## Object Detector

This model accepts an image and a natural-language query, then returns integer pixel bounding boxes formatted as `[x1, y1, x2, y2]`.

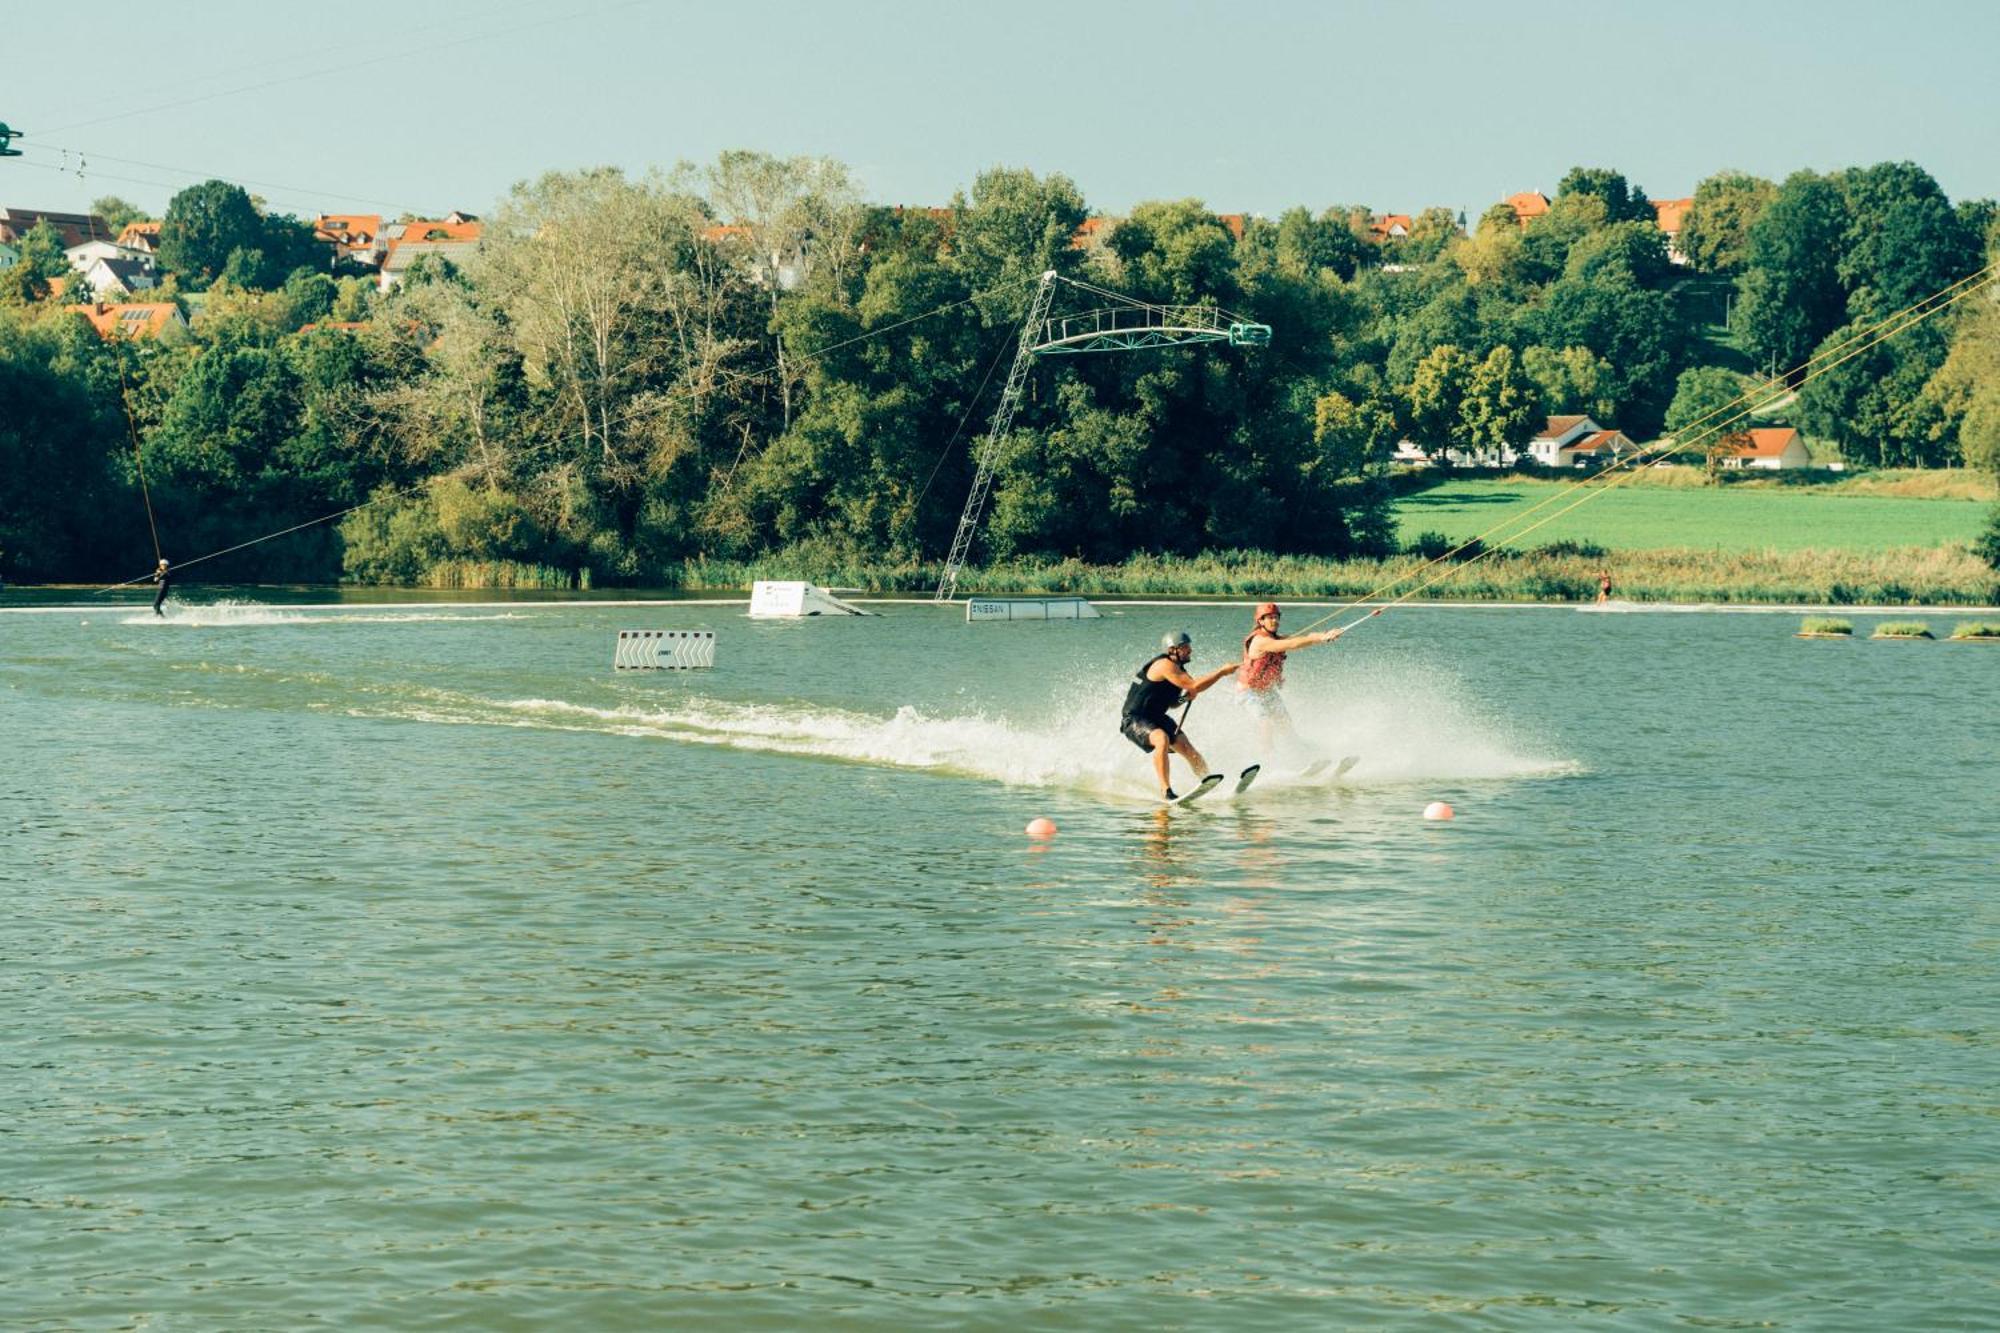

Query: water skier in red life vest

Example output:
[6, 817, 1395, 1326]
[1238, 601, 1341, 751]
[1120, 630, 1238, 800]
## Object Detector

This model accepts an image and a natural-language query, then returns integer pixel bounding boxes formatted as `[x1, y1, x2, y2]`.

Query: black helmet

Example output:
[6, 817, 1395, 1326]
[1161, 630, 1192, 650]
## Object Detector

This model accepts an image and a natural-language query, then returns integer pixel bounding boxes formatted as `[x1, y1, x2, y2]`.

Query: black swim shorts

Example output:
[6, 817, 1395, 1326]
[1120, 713, 1177, 751]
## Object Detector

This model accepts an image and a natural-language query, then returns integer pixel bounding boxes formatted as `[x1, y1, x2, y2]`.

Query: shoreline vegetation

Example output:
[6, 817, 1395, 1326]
[212, 542, 1998, 605]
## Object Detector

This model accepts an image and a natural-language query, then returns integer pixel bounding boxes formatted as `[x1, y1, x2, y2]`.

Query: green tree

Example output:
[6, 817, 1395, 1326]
[1557, 166, 1655, 224]
[1404, 344, 1474, 448]
[1677, 171, 1776, 275]
[947, 166, 1089, 298]
[1272, 205, 1366, 281]
[1458, 345, 1541, 462]
[1834, 161, 1982, 321]
[1523, 271, 1684, 436]
[1797, 319, 1952, 467]
[159, 180, 267, 287]
[1731, 171, 1849, 379]
[1313, 389, 1399, 475]
[1522, 344, 1615, 421]
[1921, 302, 2000, 472]
[90, 196, 148, 233]
[1664, 365, 1752, 476]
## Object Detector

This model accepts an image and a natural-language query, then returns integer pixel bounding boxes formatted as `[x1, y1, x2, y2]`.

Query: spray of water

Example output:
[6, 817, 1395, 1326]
[123, 600, 533, 627]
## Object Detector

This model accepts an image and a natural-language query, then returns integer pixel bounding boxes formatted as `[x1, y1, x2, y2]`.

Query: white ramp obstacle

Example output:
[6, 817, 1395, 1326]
[614, 630, 716, 670]
[966, 596, 1102, 622]
[748, 580, 870, 618]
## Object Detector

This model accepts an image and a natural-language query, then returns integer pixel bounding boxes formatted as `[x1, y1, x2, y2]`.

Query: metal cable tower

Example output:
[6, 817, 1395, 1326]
[933, 271, 1272, 602]
[934, 270, 1059, 602]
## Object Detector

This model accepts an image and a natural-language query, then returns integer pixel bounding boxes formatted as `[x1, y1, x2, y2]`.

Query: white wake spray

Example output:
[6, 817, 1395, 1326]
[123, 600, 534, 627]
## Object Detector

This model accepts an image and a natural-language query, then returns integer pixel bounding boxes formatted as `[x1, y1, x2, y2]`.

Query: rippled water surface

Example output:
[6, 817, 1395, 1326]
[5, 593, 1996, 1328]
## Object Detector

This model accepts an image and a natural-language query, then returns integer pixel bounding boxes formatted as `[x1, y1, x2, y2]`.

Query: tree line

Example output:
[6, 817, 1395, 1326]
[1, 154, 1995, 586]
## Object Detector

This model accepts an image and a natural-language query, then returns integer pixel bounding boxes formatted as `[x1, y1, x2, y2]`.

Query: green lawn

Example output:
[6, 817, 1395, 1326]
[1393, 478, 1989, 552]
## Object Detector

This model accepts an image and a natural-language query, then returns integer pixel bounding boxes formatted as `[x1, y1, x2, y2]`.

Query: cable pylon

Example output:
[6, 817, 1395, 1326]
[934, 269, 1060, 602]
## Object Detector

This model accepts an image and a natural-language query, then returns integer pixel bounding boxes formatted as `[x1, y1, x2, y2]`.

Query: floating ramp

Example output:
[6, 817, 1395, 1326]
[614, 630, 716, 670]
[748, 580, 871, 618]
[966, 596, 1101, 622]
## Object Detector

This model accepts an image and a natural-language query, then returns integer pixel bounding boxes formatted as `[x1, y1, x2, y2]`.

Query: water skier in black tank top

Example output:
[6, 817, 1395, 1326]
[151, 558, 172, 616]
[1119, 630, 1238, 799]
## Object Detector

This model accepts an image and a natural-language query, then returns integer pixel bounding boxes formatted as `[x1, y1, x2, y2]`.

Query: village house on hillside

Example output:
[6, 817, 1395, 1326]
[1505, 191, 1551, 227]
[1719, 426, 1810, 470]
[117, 220, 162, 255]
[0, 207, 112, 249]
[1653, 197, 1692, 265]
[376, 213, 480, 291]
[1370, 213, 1413, 241]
[1397, 415, 1638, 470]
[76, 255, 157, 297]
[314, 214, 385, 267]
[73, 301, 187, 339]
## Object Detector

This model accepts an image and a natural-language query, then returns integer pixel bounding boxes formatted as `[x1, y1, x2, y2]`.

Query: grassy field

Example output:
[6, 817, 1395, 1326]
[1394, 474, 1993, 552]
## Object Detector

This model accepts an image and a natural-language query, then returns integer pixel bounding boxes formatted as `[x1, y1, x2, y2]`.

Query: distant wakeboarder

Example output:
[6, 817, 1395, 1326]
[151, 558, 171, 616]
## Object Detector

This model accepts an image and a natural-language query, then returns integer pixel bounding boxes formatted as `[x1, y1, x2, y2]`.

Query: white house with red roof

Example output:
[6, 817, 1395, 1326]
[314, 213, 385, 266]
[1559, 429, 1636, 468]
[1719, 427, 1810, 470]
[1370, 213, 1413, 240]
[1653, 197, 1692, 265]
[1523, 415, 1600, 467]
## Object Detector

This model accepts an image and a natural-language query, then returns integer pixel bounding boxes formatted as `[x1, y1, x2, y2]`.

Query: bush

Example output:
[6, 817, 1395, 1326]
[1976, 505, 2000, 571]
[1872, 621, 1934, 639]
[1799, 616, 1852, 635]
[1949, 621, 2000, 639]
[1406, 530, 1488, 562]
[1535, 538, 1610, 559]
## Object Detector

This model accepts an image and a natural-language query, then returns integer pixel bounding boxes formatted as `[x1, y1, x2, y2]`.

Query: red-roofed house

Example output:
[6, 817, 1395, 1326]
[315, 214, 384, 266]
[1558, 429, 1636, 469]
[1215, 213, 1247, 242]
[1524, 415, 1599, 467]
[1069, 215, 1112, 249]
[1506, 191, 1551, 227]
[0, 207, 112, 248]
[378, 216, 482, 291]
[117, 220, 162, 255]
[1719, 427, 1810, 470]
[74, 301, 187, 339]
[1653, 197, 1692, 265]
[1370, 213, 1413, 241]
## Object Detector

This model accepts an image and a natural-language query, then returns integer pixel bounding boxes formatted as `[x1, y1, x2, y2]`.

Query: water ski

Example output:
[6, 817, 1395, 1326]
[1171, 773, 1226, 806]
[1301, 755, 1361, 781]
[1233, 764, 1261, 796]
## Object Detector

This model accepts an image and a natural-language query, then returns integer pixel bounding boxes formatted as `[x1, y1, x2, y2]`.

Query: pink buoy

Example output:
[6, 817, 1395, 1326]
[1423, 801, 1454, 821]
[1025, 817, 1058, 839]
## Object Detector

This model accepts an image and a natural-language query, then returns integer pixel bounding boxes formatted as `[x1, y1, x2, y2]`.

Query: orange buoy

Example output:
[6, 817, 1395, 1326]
[1025, 817, 1058, 838]
[1423, 801, 1454, 821]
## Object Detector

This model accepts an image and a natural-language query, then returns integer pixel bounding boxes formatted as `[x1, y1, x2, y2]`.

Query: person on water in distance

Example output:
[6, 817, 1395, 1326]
[1239, 601, 1340, 751]
[151, 558, 171, 617]
[1121, 630, 1237, 800]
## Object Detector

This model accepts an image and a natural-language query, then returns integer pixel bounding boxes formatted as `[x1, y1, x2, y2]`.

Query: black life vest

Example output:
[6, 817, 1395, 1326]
[1122, 653, 1185, 722]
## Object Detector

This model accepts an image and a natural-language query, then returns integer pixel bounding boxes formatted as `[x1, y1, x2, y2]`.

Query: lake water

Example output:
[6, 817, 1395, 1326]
[5, 592, 1995, 1329]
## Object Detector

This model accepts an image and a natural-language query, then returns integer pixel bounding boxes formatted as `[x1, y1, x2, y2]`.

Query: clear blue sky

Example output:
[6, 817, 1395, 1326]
[6, 0, 1996, 223]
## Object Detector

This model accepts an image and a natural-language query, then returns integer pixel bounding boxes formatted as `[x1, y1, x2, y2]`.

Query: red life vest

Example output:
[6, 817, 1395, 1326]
[1241, 627, 1286, 691]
